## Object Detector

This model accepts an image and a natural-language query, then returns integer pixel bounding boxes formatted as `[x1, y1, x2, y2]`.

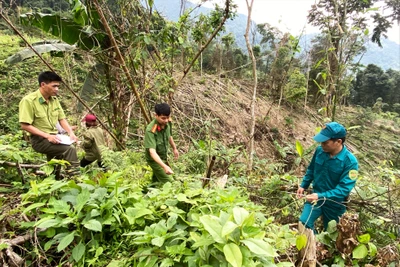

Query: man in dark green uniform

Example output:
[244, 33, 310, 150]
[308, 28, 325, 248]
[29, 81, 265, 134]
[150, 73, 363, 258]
[297, 122, 359, 231]
[144, 103, 179, 184]
[19, 71, 80, 177]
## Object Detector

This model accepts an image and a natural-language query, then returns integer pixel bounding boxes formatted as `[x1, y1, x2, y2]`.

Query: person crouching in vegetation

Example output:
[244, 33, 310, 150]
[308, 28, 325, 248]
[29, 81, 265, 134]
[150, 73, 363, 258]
[144, 103, 179, 185]
[296, 122, 359, 231]
[80, 114, 106, 169]
[19, 71, 80, 177]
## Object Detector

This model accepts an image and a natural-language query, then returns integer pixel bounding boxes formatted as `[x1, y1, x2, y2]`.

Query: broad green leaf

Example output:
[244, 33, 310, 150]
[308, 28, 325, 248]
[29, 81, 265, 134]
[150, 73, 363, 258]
[357, 233, 370, 244]
[51, 199, 71, 214]
[160, 258, 174, 267]
[242, 213, 255, 227]
[44, 239, 55, 251]
[57, 231, 75, 252]
[23, 202, 46, 214]
[233, 207, 249, 226]
[90, 209, 101, 218]
[241, 238, 278, 257]
[352, 244, 368, 259]
[223, 243, 242, 267]
[222, 221, 238, 237]
[151, 236, 166, 247]
[44, 228, 56, 238]
[326, 220, 337, 233]
[84, 219, 102, 232]
[154, 222, 168, 236]
[198, 247, 207, 261]
[60, 217, 74, 226]
[189, 232, 201, 242]
[200, 215, 224, 243]
[144, 36, 151, 45]
[242, 226, 261, 238]
[295, 140, 304, 157]
[5, 44, 76, 65]
[36, 218, 60, 228]
[137, 255, 158, 267]
[12, 153, 23, 162]
[75, 189, 90, 214]
[92, 188, 108, 200]
[72, 242, 86, 262]
[126, 207, 153, 219]
[368, 242, 377, 257]
[107, 260, 125, 267]
[177, 193, 196, 204]
[40, 165, 54, 176]
[296, 234, 307, 250]
[95, 247, 104, 258]
[167, 213, 177, 229]
[191, 235, 215, 248]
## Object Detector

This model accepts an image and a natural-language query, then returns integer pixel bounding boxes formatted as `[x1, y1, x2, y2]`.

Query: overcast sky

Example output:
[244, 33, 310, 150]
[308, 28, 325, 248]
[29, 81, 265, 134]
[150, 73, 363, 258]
[197, 0, 400, 44]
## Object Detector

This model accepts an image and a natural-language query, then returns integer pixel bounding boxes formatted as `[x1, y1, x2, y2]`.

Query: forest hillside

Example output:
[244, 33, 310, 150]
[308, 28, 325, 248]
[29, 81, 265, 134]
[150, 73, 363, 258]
[0, 0, 400, 266]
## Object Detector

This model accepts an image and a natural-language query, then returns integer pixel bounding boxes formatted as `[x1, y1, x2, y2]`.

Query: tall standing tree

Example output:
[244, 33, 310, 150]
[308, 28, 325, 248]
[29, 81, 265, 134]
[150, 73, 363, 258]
[244, 0, 257, 171]
[351, 64, 392, 107]
[308, 0, 398, 120]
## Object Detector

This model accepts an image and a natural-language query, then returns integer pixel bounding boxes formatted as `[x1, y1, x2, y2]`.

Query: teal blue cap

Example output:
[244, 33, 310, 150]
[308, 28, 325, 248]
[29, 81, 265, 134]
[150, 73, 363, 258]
[313, 122, 346, 142]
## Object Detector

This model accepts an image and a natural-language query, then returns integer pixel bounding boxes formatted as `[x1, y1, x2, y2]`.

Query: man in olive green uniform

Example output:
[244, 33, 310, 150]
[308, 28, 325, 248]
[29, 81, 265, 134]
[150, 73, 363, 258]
[80, 114, 106, 169]
[19, 71, 79, 177]
[144, 103, 179, 184]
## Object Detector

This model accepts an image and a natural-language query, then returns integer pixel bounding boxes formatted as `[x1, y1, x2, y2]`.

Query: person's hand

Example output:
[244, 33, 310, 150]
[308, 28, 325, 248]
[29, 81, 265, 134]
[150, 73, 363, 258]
[163, 165, 174, 175]
[173, 148, 179, 160]
[47, 134, 61, 144]
[296, 187, 305, 198]
[305, 193, 319, 202]
[69, 132, 78, 142]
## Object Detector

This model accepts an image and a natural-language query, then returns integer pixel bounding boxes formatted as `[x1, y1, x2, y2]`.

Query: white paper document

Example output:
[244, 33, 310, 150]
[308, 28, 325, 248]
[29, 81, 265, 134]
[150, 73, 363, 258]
[56, 134, 75, 145]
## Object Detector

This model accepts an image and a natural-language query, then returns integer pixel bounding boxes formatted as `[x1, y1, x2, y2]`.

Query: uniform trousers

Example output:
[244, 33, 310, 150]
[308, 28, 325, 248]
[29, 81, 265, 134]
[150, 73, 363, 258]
[299, 198, 346, 231]
[30, 135, 80, 176]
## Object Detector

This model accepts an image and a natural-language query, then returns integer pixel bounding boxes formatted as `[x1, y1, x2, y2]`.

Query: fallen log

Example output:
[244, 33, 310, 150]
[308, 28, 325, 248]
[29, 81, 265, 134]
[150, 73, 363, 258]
[1, 161, 47, 176]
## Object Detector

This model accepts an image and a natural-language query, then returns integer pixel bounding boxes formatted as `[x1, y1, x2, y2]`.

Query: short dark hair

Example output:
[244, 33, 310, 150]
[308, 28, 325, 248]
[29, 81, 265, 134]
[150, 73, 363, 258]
[155, 103, 171, 116]
[331, 137, 346, 143]
[38, 71, 62, 86]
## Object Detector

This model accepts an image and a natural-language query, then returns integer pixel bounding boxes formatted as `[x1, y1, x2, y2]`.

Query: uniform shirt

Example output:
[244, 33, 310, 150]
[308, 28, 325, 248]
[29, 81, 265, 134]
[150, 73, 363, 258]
[19, 90, 66, 134]
[300, 145, 358, 201]
[144, 119, 171, 162]
[82, 126, 106, 161]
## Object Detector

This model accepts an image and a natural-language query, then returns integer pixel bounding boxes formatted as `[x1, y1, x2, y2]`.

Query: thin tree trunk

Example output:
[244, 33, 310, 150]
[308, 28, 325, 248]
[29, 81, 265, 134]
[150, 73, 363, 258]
[244, 0, 257, 172]
[219, 43, 223, 76]
[199, 42, 203, 77]
[304, 53, 310, 109]
[178, 0, 231, 84]
[92, 0, 151, 124]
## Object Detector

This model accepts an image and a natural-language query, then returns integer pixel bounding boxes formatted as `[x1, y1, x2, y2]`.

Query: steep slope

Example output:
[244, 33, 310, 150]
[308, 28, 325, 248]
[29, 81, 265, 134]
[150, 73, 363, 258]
[172, 74, 400, 175]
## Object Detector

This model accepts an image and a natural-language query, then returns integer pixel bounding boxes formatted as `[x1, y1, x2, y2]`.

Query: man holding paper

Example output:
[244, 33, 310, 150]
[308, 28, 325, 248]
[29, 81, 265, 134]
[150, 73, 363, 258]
[19, 71, 80, 177]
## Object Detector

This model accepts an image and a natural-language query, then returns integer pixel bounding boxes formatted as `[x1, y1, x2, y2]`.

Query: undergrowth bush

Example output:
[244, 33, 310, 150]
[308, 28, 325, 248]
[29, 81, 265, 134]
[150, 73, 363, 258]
[16, 174, 297, 266]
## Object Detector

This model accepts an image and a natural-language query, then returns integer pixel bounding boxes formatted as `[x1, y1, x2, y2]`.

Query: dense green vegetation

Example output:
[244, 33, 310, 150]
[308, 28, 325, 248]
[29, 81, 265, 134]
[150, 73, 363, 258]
[0, 0, 400, 266]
